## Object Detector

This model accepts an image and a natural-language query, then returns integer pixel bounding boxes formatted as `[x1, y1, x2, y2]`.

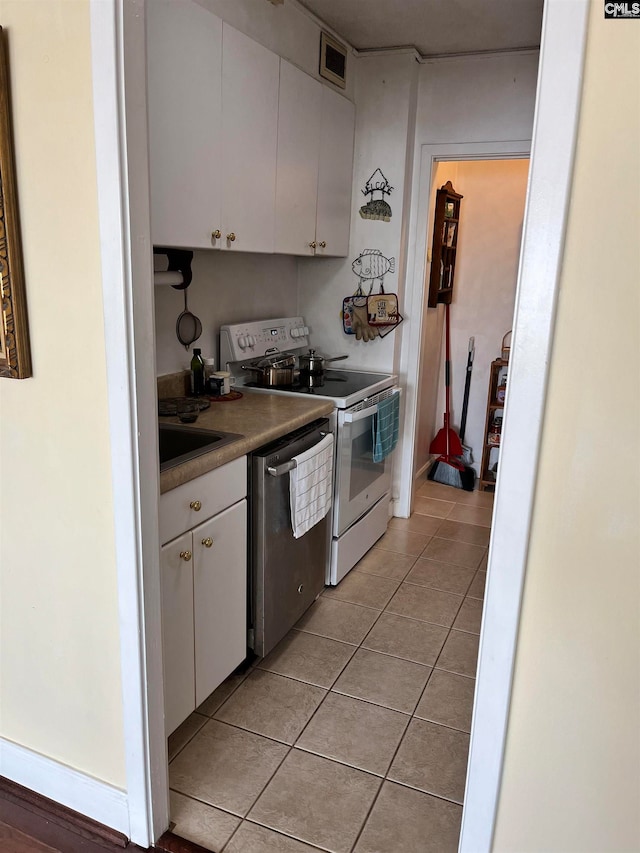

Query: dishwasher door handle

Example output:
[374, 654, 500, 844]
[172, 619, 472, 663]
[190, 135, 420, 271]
[266, 432, 331, 477]
[267, 460, 296, 477]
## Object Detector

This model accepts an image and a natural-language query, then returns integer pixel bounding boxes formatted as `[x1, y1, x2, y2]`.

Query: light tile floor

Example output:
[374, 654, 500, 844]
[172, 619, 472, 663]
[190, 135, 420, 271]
[167, 480, 493, 853]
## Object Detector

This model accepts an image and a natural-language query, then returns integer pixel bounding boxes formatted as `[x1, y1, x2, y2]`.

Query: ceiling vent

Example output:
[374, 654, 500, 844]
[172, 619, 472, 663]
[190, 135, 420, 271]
[320, 31, 347, 89]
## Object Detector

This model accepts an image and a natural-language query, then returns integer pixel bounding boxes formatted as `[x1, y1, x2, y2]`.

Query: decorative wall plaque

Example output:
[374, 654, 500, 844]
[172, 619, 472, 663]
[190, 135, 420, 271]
[359, 168, 393, 222]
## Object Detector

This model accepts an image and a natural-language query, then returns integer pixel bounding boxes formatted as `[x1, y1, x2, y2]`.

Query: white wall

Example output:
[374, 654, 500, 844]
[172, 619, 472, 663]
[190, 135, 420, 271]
[194, 0, 355, 100]
[419, 159, 529, 476]
[298, 52, 419, 370]
[155, 251, 299, 375]
[0, 0, 125, 787]
[408, 53, 537, 485]
[493, 2, 640, 848]
[417, 51, 539, 145]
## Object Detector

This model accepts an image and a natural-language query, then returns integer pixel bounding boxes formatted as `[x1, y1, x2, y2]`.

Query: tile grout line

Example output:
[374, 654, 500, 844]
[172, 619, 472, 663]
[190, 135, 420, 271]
[349, 501, 486, 833]
[215, 593, 396, 851]
[173, 494, 489, 852]
[347, 506, 478, 851]
[222, 818, 330, 853]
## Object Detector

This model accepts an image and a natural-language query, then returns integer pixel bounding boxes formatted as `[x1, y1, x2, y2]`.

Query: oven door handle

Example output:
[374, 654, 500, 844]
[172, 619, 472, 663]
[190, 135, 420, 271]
[343, 405, 378, 424]
[343, 389, 400, 424]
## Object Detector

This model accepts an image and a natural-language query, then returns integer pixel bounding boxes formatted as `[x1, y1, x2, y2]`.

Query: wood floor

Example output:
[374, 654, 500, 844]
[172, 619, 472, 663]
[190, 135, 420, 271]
[0, 820, 58, 852]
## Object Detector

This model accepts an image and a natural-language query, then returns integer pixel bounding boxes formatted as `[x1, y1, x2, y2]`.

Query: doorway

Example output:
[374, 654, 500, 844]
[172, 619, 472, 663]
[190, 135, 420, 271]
[89, 0, 589, 848]
[415, 158, 530, 490]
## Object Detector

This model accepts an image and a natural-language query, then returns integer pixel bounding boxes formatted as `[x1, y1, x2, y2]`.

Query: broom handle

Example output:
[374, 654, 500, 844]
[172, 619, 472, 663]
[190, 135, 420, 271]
[460, 336, 474, 443]
[444, 302, 451, 460]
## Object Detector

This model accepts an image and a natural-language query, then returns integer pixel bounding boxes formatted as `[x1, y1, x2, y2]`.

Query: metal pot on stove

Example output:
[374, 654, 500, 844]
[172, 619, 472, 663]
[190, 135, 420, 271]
[298, 349, 348, 387]
[241, 348, 297, 387]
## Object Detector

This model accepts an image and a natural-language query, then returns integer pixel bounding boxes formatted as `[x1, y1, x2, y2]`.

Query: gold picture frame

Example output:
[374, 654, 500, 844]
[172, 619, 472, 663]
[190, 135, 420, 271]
[0, 26, 31, 379]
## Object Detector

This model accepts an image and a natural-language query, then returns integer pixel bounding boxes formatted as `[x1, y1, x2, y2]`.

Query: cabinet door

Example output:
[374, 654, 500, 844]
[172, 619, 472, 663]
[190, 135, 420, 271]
[147, 0, 222, 249]
[160, 532, 195, 735]
[193, 500, 247, 706]
[221, 25, 279, 254]
[315, 87, 355, 257]
[275, 61, 323, 256]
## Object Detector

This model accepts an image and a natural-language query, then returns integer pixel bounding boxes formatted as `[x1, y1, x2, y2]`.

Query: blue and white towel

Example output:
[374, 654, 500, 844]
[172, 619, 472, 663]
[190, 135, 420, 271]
[372, 392, 400, 463]
[289, 433, 334, 539]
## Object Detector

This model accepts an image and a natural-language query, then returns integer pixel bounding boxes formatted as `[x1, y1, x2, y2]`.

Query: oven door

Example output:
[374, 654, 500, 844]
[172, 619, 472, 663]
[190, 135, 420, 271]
[334, 390, 397, 536]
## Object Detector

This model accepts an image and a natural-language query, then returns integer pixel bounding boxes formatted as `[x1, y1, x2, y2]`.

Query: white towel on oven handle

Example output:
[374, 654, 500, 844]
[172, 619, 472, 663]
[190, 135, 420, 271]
[289, 433, 334, 539]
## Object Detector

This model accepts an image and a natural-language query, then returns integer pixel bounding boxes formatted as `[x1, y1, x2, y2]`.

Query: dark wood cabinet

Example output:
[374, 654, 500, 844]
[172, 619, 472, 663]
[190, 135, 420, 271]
[428, 181, 463, 308]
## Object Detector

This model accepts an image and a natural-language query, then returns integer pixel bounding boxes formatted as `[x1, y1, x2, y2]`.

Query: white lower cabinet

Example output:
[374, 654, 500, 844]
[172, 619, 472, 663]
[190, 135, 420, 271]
[159, 460, 247, 735]
[192, 501, 247, 707]
[160, 530, 195, 736]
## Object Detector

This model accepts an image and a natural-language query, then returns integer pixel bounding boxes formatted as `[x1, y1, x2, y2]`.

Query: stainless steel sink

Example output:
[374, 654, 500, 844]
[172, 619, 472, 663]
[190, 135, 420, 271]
[159, 423, 243, 471]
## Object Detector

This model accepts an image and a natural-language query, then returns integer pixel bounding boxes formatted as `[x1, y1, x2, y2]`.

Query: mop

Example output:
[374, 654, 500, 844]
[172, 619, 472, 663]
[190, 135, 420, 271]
[458, 336, 475, 466]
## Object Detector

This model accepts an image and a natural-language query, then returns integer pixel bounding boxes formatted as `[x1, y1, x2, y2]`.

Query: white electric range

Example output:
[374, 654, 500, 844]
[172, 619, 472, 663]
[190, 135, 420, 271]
[220, 317, 399, 585]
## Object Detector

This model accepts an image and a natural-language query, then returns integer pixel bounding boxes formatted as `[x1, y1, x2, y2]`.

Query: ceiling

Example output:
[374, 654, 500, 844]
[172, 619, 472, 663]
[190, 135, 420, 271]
[297, 0, 544, 57]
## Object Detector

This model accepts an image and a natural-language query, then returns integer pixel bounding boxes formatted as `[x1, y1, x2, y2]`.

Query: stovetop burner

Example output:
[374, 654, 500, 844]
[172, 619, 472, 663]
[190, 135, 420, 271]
[243, 370, 390, 398]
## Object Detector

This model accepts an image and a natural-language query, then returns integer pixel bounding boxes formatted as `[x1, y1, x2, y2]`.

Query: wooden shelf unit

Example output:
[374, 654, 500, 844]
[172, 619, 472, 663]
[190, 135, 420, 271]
[427, 181, 463, 308]
[479, 359, 508, 491]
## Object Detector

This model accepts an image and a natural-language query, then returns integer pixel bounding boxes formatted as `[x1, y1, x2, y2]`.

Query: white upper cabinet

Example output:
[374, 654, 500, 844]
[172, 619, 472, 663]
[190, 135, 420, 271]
[147, 0, 222, 250]
[275, 61, 323, 256]
[221, 26, 280, 254]
[147, 2, 355, 257]
[275, 62, 355, 257]
[316, 85, 356, 258]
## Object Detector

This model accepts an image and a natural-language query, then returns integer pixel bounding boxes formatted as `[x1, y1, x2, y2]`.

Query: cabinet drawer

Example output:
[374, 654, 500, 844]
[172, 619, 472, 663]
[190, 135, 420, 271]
[159, 456, 246, 544]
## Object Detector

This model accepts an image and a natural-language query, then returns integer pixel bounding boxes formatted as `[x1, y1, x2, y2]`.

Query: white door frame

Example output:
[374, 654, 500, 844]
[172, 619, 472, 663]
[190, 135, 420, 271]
[395, 139, 531, 520]
[91, 0, 168, 845]
[460, 0, 589, 849]
[90, 0, 589, 847]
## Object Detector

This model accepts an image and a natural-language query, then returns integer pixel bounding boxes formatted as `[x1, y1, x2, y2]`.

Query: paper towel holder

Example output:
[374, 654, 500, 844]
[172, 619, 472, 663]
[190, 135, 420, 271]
[153, 247, 193, 290]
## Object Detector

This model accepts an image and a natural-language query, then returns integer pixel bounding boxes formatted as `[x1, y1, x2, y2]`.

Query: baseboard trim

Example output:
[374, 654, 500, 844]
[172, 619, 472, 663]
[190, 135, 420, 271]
[415, 455, 437, 482]
[0, 738, 130, 842]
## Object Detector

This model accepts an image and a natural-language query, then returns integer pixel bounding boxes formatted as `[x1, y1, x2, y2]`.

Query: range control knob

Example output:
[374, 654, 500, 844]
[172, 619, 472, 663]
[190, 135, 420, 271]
[248, 335, 256, 347]
[290, 328, 299, 338]
[238, 335, 248, 349]
[303, 326, 309, 336]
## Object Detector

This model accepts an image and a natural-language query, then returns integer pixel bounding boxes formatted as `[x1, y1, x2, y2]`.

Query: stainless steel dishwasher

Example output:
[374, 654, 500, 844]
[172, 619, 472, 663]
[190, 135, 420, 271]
[248, 418, 332, 658]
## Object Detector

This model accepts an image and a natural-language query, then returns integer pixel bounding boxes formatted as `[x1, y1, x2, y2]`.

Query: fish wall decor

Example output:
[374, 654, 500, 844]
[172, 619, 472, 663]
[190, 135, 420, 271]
[359, 168, 393, 222]
[352, 249, 395, 291]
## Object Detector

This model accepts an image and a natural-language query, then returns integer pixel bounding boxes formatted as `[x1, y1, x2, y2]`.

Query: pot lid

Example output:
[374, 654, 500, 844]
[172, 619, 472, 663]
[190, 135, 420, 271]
[254, 350, 296, 368]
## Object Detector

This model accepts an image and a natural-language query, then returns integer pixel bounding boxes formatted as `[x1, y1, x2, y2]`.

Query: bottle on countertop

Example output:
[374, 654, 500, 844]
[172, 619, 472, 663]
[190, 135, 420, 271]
[190, 347, 205, 397]
[203, 357, 215, 393]
[213, 370, 231, 396]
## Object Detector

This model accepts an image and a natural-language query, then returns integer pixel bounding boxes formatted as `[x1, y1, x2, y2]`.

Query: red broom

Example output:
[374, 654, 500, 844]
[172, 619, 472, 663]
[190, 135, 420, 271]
[428, 303, 475, 490]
